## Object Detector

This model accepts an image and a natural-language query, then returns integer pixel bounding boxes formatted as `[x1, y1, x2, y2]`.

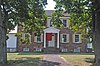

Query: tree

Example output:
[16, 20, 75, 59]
[54, 0, 92, 41]
[92, 0, 100, 65]
[54, 0, 100, 65]
[0, 0, 47, 65]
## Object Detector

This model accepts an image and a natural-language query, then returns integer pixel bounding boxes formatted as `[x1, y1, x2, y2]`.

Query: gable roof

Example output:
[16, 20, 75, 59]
[45, 10, 70, 17]
[44, 27, 60, 33]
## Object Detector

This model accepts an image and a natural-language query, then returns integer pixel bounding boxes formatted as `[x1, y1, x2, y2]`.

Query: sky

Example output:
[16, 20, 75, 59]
[44, 0, 56, 10]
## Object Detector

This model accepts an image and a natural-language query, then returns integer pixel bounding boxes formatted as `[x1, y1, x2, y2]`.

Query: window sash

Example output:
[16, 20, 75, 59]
[34, 34, 43, 43]
[50, 19, 53, 27]
[62, 35, 67, 42]
[37, 36, 41, 42]
[75, 35, 79, 42]
[73, 34, 81, 43]
[61, 34, 69, 43]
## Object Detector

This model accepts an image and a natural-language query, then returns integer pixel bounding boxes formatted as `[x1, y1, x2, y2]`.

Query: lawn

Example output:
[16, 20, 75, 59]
[7, 52, 94, 66]
[7, 52, 43, 66]
[60, 53, 94, 66]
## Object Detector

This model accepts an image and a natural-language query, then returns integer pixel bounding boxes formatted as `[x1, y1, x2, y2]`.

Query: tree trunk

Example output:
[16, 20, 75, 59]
[93, 0, 100, 65]
[0, 0, 7, 65]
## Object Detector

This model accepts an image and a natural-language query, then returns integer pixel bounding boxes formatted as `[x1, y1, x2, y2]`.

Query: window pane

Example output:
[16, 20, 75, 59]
[37, 35, 41, 42]
[63, 20, 67, 27]
[62, 35, 67, 42]
[75, 35, 79, 42]
[50, 19, 53, 27]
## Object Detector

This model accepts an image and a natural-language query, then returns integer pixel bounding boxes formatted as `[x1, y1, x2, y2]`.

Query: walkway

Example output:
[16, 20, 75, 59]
[40, 54, 71, 66]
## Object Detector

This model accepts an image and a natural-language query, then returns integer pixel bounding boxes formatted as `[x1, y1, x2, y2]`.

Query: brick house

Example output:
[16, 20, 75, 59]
[15, 10, 87, 53]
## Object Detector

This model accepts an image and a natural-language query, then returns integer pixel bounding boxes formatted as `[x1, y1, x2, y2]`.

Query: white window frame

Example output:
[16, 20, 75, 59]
[37, 35, 42, 43]
[23, 47, 29, 52]
[62, 19, 68, 28]
[34, 34, 43, 43]
[61, 48, 68, 52]
[61, 34, 69, 43]
[50, 19, 53, 27]
[22, 33, 31, 43]
[73, 34, 81, 43]
[74, 47, 81, 52]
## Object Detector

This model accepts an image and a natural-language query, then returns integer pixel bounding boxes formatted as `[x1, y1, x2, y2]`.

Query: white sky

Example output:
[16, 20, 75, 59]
[44, 0, 56, 10]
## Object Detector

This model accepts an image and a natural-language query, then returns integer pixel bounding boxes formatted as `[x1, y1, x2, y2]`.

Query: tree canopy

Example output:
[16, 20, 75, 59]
[54, 0, 93, 43]
[0, 0, 47, 64]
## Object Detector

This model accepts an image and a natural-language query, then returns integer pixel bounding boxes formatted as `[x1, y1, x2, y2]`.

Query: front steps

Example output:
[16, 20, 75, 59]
[43, 48, 60, 54]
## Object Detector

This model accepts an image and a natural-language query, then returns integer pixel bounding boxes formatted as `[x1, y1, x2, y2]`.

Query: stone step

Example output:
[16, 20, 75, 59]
[43, 48, 60, 54]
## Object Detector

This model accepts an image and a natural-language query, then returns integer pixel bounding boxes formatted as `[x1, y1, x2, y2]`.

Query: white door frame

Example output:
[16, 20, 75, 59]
[43, 27, 60, 48]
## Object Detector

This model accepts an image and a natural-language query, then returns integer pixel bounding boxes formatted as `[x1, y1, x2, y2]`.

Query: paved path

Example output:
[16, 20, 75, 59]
[40, 54, 71, 66]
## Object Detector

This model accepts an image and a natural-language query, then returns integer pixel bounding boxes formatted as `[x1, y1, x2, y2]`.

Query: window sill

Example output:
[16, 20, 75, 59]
[73, 42, 82, 43]
[62, 42, 69, 43]
[34, 42, 42, 43]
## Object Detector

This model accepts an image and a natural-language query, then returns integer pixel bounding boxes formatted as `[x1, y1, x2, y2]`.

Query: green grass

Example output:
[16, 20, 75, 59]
[7, 52, 43, 66]
[60, 53, 94, 66]
[7, 52, 95, 66]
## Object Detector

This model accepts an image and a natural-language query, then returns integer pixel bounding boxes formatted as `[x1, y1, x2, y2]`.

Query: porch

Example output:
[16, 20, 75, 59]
[43, 27, 60, 53]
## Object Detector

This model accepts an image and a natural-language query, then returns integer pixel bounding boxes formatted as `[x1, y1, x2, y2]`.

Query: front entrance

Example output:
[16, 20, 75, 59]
[48, 34, 55, 47]
[43, 27, 60, 48]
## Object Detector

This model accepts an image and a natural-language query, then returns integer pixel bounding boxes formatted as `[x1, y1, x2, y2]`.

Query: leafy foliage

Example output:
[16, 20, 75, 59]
[54, 0, 93, 42]
[1, 0, 47, 33]
[1, 0, 47, 44]
[51, 10, 64, 28]
[0, 0, 47, 64]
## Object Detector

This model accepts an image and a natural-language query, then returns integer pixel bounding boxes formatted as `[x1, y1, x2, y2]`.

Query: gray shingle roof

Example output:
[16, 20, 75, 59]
[45, 10, 55, 16]
[45, 10, 70, 17]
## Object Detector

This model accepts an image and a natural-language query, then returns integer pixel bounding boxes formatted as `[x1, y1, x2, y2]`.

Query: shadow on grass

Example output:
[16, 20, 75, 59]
[7, 57, 41, 66]
[60, 52, 94, 55]
[85, 58, 94, 66]
[40, 60, 61, 66]
[18, 52, 44, 55]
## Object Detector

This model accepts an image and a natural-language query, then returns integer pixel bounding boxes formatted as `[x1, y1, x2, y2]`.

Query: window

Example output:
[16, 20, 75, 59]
[35, 48, 42, 52]
[37, 35, 41, 42]
[75, 35, 79, 42]
[61, 34, 69, 43]
[74, 47, 80, 52]
[61, 48, 68, 52]
[62, 35, 67, 42]
[7, 48, 16, 52]
[23, 48, 29, 52]
[50, 19, 53, 27]
[73, 34, 81, 43]
[34, 33, 43, 43]
[63, 19, 67, 27]
[22, 33, 31, 43]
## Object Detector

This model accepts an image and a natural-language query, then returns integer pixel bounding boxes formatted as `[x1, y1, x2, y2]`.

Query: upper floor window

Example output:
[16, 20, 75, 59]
[73, 34, 81, 43]
[63, 19, 67, 27]
[50, 19, 53, 27]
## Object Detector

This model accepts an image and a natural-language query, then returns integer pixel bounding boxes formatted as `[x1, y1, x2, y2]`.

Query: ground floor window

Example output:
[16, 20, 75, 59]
[34, 33, 43, 43]
[61, 34, 69, 43]
[73, 34, 81, 43]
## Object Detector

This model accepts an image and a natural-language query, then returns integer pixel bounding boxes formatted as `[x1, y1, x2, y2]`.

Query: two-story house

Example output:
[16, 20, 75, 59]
[15, 10, 87, 53]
